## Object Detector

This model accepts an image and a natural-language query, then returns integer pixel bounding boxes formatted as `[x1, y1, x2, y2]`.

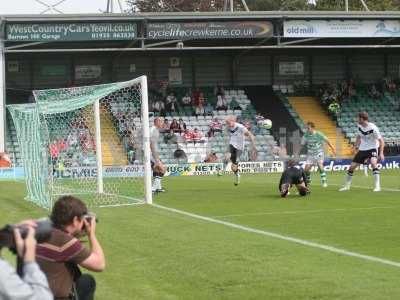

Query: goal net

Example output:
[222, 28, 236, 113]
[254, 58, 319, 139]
[8, 76, 152, 209]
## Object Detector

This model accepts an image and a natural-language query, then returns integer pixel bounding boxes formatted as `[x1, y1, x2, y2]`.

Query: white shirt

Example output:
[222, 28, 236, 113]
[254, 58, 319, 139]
[150, 126, 160, 161]
[216, 95, 227, 107]
[153, 101, 164, 111]
[229, 123, 248, 151]
[182, 96, 191, 104]
[357, 122, 382, 151]
[166, 95, 176, 104]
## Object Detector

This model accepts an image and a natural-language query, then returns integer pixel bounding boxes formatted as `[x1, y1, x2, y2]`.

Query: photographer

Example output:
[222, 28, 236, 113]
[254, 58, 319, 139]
[0, 221, 53, 300]
[37, 196, 105, 300]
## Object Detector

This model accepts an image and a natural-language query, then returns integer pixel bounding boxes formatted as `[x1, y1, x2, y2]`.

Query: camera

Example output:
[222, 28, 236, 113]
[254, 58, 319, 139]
[81, 212, 98, 232]
[83, 212, 98, 224]
[0, 218, 53, 251]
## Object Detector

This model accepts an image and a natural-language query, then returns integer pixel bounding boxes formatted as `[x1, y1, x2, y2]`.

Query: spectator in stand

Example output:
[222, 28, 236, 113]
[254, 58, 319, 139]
[0, 152, 12, 168]
[388, 80, 397, 94]
[115, 109, 124, 122]
[195, 92, 206, 116]
[178, 118, 187, 133]
[215, 83, 225, 97]
[164, 129, 178, 144]
[126, 108, 135, 120]
[192, 128, 204, 145]
[162, 119, 170, 133]
[208, 117, 223, 137]
[183, 129, 193, 143]
[170, 119, 180, 133]
[57, 138, 67, 152]
[369, 84, 381, 100]
[49, 141, 59, 166]
[348, 79, 357, 100]
[204, 102, 214, 115]
[122, 131, 130, 151]
[229, 96, 241, 110]
[125, 117, 135, 134]
[127, 142, 136, 164]
[216, 94, 228, 111]
[152, 99, 165, 115]
[119, 118, 127, 133]
[204, 152, 219, 163]
[328, 101, 341, 118]
[82, 136, 95, 153]
[192, 88, 201, 105]
[181, 93, 192, 107]
[321, 90, 331, 106]
[165, 92, 178, 112]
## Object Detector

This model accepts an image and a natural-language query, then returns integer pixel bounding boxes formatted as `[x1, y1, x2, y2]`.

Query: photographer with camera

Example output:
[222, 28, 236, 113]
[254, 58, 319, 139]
[37, 196, 105, 300]
[0, 221, 53, 300]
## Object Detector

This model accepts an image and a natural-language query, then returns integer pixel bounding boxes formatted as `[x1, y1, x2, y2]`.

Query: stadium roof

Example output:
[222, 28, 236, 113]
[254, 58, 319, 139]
[1, 11, 400, 22]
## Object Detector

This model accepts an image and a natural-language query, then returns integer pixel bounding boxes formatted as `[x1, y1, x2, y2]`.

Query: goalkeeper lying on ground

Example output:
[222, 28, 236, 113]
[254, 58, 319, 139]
[279, 160, 310, 198]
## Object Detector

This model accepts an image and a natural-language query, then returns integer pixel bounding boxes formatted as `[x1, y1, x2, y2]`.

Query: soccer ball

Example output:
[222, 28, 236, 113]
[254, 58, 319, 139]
[258, 119, 272, 129]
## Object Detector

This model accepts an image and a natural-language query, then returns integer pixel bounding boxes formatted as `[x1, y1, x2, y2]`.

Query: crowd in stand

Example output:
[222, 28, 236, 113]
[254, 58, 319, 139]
[319, 78, 400, 106]
[317, 77, 400, 116]
[48, 119, 97, 169]
[147, 83, 245, 147]
[150, 83, 241, 116]
[318, 79, 357, 106]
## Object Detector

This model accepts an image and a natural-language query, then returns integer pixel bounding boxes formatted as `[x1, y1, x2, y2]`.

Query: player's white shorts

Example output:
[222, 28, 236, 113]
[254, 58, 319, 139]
[306, 151, 324, 165]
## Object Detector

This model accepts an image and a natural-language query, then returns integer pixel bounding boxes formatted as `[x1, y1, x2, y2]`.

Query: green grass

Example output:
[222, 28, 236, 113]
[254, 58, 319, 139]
[1, 170, 400, 299]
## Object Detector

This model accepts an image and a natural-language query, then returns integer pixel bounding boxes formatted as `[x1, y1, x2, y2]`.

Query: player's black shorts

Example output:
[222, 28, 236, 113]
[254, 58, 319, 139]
[353, 148, 378, 164]
[229, 145, 242, 165]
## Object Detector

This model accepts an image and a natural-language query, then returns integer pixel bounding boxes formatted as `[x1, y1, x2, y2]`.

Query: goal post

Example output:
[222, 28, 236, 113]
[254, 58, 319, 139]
[8, 75, 152, 209]
[140, 76, 153, 205]
[94, 98, 104, 194]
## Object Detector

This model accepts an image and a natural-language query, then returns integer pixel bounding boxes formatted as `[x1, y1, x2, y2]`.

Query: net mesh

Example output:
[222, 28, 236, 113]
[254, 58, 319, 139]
[8, 78, 148, 209]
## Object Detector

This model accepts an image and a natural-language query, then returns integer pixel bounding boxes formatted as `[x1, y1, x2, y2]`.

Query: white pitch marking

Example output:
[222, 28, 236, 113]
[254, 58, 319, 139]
[331, 184, 400, 192]
[214, 205, 400, 218]
[153, 203, 400, 269]
[98, 202, 144, 208]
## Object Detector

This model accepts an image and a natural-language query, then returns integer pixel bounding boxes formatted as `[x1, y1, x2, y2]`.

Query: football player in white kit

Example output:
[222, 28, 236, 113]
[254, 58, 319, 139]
[340, 112, 385, 192]
[150, 117, 166, 193]
[225, 116, 257, 186]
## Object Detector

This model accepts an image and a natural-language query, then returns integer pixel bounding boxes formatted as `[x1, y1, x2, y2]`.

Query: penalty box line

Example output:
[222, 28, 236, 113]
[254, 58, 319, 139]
[152, 203, 400, 269]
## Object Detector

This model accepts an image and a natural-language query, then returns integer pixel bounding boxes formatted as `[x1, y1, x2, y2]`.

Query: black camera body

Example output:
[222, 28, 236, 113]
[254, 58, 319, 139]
[81, 212, 98, 232]
[0, 219, 53, 251]
[83, 212, 98, 224]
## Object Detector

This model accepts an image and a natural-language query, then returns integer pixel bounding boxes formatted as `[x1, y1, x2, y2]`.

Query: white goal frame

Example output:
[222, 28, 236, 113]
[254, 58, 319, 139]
[92, 75, 152, 205]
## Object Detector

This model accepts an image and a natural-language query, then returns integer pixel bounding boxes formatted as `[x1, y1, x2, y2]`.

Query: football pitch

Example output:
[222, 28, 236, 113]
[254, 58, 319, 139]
[1, 169, 400, 300]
